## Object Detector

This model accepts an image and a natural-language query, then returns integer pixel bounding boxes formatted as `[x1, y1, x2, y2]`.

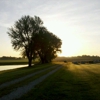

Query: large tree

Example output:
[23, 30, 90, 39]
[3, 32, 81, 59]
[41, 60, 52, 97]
[8, 15, 43, 67]
[8, 15, 62, 66]
[21, 26, 62, 64]
[34, 27, 62, 63]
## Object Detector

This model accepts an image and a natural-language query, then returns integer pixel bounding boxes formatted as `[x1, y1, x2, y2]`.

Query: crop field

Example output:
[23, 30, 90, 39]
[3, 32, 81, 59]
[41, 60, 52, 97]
[18, 63, 100, 100]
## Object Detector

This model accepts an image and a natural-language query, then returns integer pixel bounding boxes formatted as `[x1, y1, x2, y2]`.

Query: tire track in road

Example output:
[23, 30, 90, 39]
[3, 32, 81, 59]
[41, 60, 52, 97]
[0, 65, 58, 89]
[0, 66, 61, 100]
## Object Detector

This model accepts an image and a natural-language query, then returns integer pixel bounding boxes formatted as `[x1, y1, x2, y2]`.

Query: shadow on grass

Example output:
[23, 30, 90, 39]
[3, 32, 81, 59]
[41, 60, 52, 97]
[18, 64, 100, 100]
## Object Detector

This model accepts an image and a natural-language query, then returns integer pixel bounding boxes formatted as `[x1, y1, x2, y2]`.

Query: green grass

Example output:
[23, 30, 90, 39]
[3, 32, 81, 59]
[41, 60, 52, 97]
[17, 63, 100, 100]
[0, 66, 58, 97]
[0, 63, 56, 84]
[0, 59, 31, 65]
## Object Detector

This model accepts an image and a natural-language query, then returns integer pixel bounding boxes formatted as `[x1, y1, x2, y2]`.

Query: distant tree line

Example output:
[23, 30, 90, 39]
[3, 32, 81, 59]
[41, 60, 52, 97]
[77, 55, 100, 58]
[0, 56, 22, 60]
[53, 55, 100, 62]
[8, 15, 62, 67]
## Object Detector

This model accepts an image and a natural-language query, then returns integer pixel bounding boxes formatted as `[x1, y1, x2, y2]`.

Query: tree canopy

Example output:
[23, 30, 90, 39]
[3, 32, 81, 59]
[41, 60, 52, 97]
[34, 27, 62, 63]
[8, 15, 62, 67]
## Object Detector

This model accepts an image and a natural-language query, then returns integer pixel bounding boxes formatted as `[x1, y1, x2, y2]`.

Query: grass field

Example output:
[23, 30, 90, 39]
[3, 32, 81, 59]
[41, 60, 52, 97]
[0, 65, 58, 97]
[0, 63, 56, 84]
[0, 62, 100, 100]
[0, 59, 29, 65]
[18, 63, 100, 100]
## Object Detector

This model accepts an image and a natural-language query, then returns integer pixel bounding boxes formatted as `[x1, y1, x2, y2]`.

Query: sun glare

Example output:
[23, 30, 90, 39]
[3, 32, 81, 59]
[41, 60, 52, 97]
[59, 34, 83, 57]
[44, 21, 83, 57]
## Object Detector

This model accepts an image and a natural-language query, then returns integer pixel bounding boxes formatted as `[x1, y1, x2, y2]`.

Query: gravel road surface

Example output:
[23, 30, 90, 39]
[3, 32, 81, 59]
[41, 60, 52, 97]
[0, 65, 58, 89]
[0, 66, 61, 100]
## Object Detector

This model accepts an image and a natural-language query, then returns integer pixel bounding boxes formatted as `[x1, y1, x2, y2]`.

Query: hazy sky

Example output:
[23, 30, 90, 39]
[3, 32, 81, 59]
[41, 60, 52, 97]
[0, 0, 100, 57]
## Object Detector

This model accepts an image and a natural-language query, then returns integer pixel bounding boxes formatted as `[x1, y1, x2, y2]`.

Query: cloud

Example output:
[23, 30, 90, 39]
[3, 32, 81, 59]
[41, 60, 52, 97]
[0, 0, 100, 56]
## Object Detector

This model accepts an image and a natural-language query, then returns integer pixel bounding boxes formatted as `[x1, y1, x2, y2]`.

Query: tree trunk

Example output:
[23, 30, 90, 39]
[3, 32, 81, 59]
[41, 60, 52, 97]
[41, 57, 44, 64]
[26, 48, 33, 67]
[28, 57, 32, 67]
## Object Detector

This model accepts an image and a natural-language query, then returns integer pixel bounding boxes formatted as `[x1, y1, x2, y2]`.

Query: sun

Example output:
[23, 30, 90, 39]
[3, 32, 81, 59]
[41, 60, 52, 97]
[44, 21, 83, 57]
[59, 34, 83, 57]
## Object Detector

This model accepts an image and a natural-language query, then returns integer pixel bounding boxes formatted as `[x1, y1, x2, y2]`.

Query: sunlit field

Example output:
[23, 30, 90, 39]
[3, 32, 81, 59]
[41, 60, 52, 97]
[18, 63, 100, 100]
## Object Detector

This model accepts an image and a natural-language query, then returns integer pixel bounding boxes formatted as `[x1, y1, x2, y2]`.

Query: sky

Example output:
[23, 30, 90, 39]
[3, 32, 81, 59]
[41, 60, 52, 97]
[0, 0, 100, 57]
